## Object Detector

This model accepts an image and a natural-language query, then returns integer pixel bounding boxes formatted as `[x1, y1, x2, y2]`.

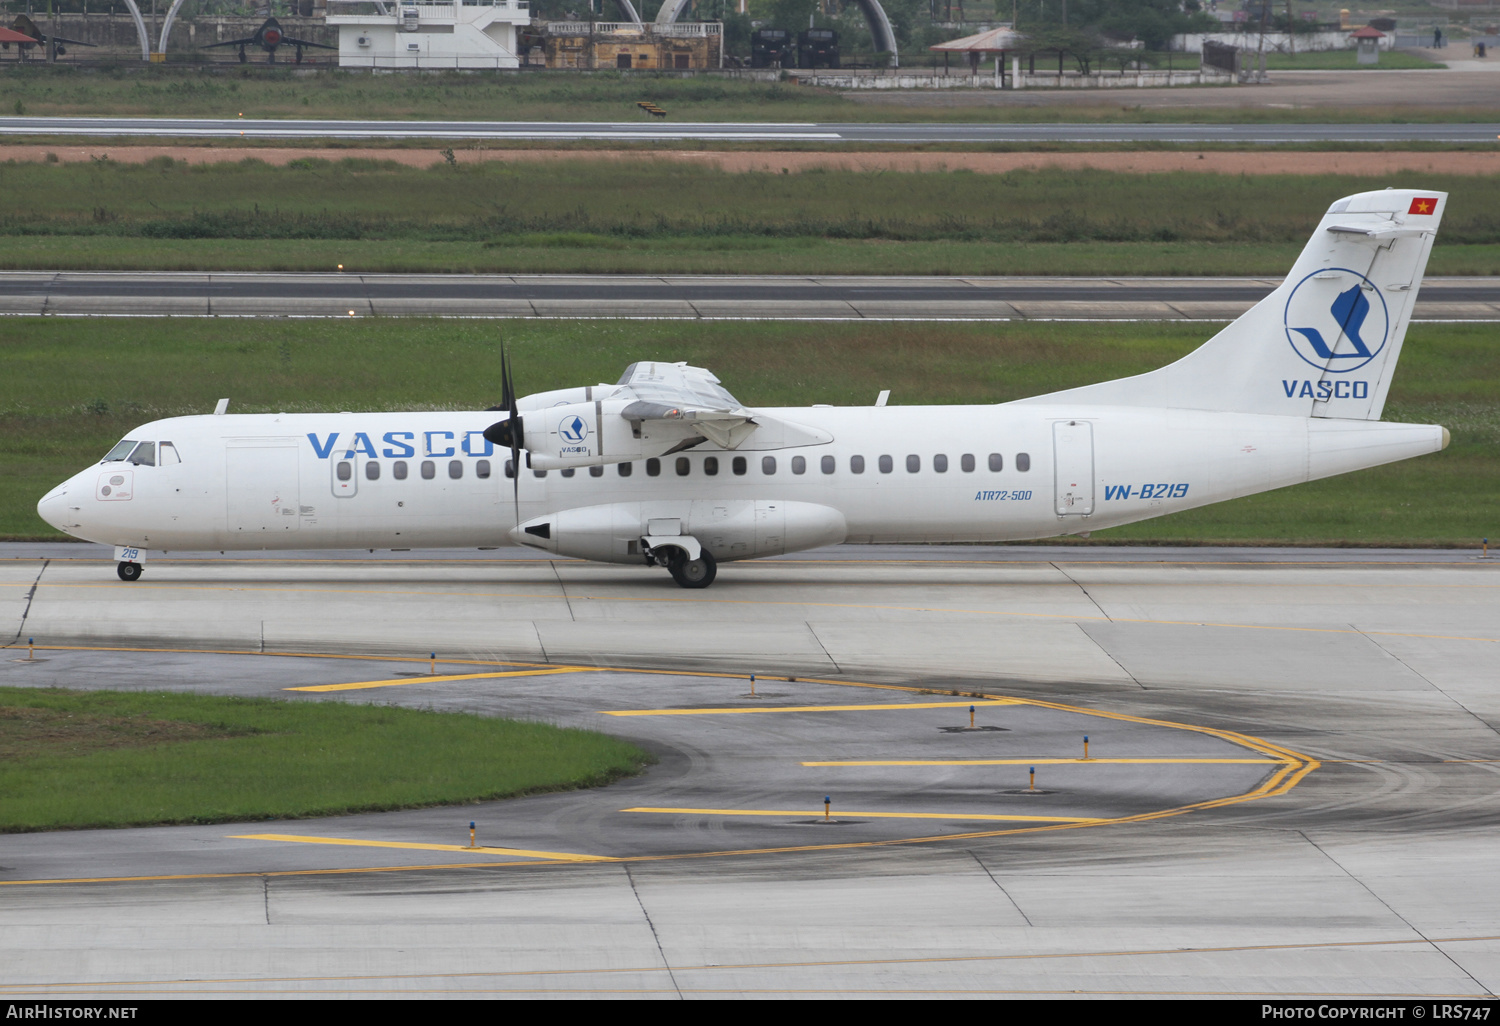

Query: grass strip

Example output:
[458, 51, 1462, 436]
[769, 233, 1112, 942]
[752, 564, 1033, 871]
[5, 162, 1499, 245]
[1, 66, 1495, 123]
[1, 236, 1497, 276]
[1260, 51, 1446, 70]
[0, 686, 653, 832]
[3, 317, 1495, 546]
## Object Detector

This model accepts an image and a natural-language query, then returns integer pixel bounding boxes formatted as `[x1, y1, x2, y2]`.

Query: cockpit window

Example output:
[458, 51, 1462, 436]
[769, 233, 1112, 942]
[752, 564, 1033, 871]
[159, 442, 180, 466]
[103, 440, 137, 462]
[127, 441, 156, 466]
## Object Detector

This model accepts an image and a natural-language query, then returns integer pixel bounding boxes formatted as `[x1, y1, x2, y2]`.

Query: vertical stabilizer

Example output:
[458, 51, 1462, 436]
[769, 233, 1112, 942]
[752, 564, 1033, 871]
[1018, 189, 1445, 420]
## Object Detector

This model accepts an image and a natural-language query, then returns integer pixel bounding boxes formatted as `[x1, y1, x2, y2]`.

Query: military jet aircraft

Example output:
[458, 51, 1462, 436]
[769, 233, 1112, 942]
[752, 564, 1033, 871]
[2, 15, 97, 58]
[203, 16, 335, 63]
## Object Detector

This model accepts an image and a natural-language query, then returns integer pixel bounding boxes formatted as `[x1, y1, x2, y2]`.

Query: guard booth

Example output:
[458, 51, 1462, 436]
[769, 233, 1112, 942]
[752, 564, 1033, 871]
[751, 28, 793, 67]
[1351, 25, 1384, 64]
[797, 28, 838, 68]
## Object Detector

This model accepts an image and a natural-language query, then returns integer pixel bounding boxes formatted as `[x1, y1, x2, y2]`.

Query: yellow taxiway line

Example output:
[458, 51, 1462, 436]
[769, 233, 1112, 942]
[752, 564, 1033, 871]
[229, 833, 613, 862]
[602, 700, 1016, 717]
[0, 645, 1323, 887]
[621, 807, 1098, 823]
[287, 667, 587, 692]
[801, 757, 1285, 767]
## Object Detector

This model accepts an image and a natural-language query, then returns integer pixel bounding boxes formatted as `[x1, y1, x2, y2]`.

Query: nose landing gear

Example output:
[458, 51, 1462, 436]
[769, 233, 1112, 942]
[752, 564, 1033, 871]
[117, 561, 143, 582]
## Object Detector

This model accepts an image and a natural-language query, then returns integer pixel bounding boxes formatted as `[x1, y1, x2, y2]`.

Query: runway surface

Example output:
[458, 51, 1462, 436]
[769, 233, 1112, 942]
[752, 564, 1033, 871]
[2, 544, 1498, 997]
[2, 115, 1498, 144]
[5, 271, 1500, 321]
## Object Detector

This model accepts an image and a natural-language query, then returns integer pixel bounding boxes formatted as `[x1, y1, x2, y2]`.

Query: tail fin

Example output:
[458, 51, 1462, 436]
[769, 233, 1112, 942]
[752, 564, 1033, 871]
[1020, 188, 1445, 421]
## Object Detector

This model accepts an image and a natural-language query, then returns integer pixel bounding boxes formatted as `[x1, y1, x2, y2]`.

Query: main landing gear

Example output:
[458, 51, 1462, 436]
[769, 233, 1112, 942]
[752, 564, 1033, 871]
[643, 539, 717, 589]
[117, 561, 143, 582]
[666, 548, 717, 589]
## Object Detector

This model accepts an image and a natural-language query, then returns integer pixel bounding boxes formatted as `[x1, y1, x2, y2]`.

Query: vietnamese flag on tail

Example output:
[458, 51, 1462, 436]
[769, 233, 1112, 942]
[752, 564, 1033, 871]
[1408, 197, 1440, 215]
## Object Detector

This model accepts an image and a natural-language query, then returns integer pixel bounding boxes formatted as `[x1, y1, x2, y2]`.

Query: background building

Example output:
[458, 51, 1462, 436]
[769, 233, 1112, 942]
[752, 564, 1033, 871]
[328, 0, 532, 69]
[537, 20, 722, 69]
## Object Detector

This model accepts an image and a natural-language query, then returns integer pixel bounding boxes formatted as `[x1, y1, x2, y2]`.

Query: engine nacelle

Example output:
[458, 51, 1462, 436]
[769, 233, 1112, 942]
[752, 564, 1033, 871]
[515, 385, 616, 413]
[512, 500, 847, 564]
[525, 399, 709, 471]
[526, 399, 643, 470]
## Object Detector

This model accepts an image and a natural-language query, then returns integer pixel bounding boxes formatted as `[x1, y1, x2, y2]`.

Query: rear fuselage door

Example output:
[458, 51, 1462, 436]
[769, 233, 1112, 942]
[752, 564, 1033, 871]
[1053, 420, 1095, 516]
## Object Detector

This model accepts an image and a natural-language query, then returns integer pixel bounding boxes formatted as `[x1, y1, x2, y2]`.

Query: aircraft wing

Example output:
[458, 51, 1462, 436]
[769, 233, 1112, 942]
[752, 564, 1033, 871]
[203, 37, 259, 48]
[614, 362, 758, 448]
[45, 34, 97, 46]
[282, 36, 338, 50]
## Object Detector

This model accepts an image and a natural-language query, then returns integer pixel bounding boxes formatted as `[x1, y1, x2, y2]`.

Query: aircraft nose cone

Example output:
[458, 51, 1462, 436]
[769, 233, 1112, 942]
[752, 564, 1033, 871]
[37, 486, 69, 532]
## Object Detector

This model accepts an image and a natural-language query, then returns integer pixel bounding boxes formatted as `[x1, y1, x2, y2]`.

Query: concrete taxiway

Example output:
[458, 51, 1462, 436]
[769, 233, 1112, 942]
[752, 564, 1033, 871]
[4, 272, 1500, 321]
[1, 544, 1497, 998]
[2, 116, 1498, 145]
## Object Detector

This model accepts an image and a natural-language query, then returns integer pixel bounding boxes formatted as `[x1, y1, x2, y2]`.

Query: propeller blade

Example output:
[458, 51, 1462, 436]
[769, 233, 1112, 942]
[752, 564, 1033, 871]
[505, 347, 521, 518]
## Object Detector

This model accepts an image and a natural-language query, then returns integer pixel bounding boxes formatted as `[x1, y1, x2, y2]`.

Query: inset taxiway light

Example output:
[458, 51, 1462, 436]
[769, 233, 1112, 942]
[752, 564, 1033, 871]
[348, 309, 356, 316]
[337, 264, 344, 270]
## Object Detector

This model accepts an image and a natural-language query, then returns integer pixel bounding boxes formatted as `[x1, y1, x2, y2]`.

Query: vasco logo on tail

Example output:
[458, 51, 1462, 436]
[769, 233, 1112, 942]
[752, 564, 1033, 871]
[1283, 268, 1389, 373]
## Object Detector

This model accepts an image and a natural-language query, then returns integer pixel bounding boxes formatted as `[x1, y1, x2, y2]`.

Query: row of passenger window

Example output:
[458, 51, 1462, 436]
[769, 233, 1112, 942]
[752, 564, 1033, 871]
[339, 452, 1031, 483]
[522, 452, 1031, 479]
[337, 459, 492, 482]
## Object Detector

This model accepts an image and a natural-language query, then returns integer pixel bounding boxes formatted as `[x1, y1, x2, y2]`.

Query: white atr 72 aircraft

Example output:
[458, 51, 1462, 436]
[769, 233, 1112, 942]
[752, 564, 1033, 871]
[39, 188, 1450, 588]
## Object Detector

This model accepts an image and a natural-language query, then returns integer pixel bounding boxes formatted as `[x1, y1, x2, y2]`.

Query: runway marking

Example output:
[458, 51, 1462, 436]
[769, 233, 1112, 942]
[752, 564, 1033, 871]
[286, 667, 587, 692]
[800, 757, 1284, 766]
[229, 833, 613, 862]
[602, 700, 1015, 717]
[5, 934, 1497, 994]
[622, 807, 1097, 822]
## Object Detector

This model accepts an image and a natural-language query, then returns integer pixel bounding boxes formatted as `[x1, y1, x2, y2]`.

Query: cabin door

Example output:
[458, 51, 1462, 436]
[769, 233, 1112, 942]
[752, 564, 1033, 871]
[226, 440, 301, 535]
[1053, 420, 1095, 516]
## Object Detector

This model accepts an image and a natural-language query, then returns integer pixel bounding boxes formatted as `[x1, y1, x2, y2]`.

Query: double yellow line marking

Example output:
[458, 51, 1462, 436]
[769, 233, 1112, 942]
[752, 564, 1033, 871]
[621, 808, 1096, 823]
[802, 758, 1279, 767]
[602, 700, 1013, 717]
[288, 667, 588, 693]
[230, 833, 613, 862]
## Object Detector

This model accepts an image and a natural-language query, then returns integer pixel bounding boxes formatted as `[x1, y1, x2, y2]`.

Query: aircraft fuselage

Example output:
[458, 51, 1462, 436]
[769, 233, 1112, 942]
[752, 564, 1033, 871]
[38, 404, 1444, 557]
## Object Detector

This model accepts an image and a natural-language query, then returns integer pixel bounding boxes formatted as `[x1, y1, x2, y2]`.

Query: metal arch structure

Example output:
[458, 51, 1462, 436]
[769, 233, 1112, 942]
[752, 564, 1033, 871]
[652, 0, 688, 24]
[616, 0, 644, 26]
[853, 0, 898, 64]
[118, 0, 151, 60]
[654, 0, 897, 65]
[157, 0, 189, 56]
